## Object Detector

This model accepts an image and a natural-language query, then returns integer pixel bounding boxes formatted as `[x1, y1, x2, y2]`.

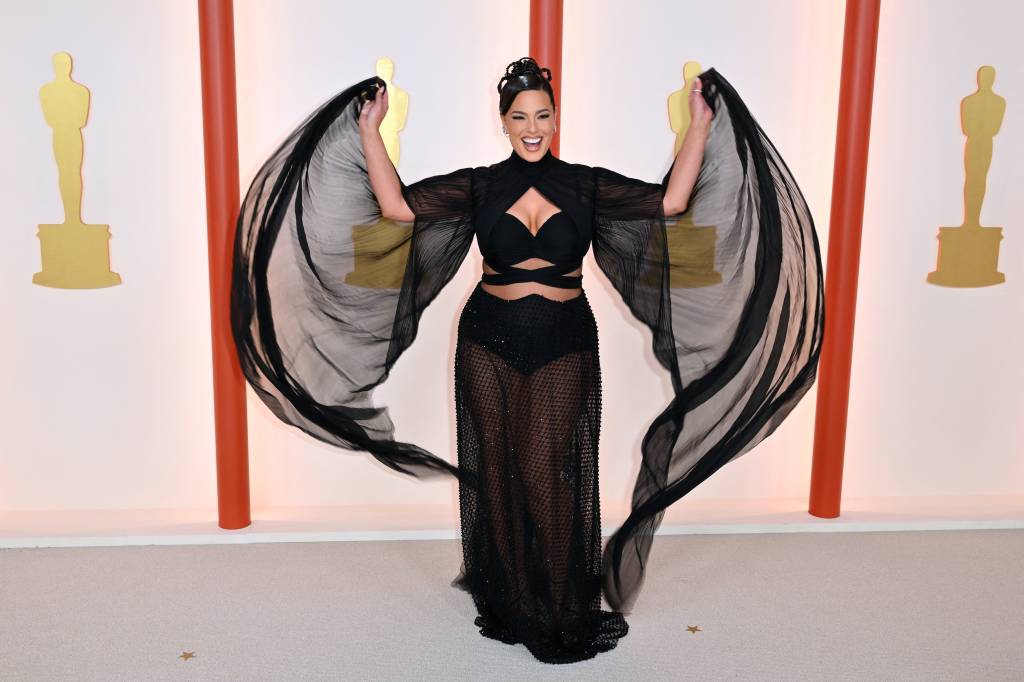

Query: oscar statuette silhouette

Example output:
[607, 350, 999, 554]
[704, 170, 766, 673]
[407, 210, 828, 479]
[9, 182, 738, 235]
[927, 65, 1007, 287]
[664, 60, 721, 289]
[34, 52, 121, 289]
[345, 57, 413, 291]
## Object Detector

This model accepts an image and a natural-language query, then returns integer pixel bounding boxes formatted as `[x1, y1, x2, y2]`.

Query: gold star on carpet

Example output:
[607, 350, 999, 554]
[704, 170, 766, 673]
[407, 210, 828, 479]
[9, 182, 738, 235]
[685, 625, 702, 633]
[179, 651, 196, 660]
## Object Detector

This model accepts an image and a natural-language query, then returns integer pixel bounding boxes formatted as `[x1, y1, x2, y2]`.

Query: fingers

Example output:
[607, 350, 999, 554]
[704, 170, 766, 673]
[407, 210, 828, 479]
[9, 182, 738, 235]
[358, 84, 387, 129]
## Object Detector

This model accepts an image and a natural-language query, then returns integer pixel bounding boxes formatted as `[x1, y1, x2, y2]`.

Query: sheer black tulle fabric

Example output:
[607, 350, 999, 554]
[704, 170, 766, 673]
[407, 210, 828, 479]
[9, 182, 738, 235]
[452, 283, 627, 663]
[231, 67, 825, 655]
[231, 79, 476, 485]
[589, 70, 824, 611]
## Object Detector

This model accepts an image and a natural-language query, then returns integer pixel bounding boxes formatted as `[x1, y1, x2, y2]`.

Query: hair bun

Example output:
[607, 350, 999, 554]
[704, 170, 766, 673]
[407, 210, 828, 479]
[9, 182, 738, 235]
[497, 57, 552, 94]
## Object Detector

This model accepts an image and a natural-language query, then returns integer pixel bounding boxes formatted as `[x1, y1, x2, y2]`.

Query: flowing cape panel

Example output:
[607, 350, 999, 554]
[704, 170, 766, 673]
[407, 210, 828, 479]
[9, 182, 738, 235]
[592, 68, 824, 611]
[231, 76, 478, 486]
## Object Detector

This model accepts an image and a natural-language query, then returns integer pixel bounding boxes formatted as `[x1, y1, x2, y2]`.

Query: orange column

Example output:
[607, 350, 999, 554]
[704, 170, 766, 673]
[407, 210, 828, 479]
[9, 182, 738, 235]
[198, 0, 251, 529]
[809, 0, 881, 518]
[529, 0, 563, 155]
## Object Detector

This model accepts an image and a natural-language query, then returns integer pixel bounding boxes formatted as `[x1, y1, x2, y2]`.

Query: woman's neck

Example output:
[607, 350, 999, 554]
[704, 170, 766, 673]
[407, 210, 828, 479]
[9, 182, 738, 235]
[507, 148, 555, 176]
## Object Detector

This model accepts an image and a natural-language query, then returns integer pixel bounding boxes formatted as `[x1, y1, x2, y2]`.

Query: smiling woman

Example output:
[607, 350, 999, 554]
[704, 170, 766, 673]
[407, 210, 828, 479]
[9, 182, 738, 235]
[231, 58, 824, 664]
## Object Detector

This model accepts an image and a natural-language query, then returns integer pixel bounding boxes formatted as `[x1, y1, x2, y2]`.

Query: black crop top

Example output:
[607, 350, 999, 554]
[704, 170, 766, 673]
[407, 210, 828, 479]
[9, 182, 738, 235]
[480, 208, 585, 289]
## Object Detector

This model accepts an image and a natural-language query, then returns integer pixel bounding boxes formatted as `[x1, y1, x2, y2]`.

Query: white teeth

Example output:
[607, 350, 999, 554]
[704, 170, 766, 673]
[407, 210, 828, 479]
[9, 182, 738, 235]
[523, 137, 541, 144]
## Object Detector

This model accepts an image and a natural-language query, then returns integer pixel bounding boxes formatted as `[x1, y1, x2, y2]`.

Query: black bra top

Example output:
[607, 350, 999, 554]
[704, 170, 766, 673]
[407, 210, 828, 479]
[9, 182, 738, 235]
[480, 210, 586, 289]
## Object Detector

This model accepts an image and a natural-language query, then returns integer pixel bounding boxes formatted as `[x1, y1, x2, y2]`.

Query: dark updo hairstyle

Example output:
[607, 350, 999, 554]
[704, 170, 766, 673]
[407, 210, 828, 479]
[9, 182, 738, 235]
[497, 57, 556, 115]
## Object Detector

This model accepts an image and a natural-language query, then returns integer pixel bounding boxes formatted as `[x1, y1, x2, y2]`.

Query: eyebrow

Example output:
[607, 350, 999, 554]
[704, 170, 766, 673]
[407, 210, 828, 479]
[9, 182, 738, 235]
[510, 108, 551, 115]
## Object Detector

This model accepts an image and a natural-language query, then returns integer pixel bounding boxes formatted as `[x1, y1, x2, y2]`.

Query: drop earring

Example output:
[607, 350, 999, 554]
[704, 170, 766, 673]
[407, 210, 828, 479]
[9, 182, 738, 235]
[501, 126, 508, 136]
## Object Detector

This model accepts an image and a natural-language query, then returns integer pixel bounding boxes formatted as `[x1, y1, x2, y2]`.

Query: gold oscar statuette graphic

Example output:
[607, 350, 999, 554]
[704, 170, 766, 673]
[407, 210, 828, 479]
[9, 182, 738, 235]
[927, 65, 1007, 287]
[343, 217, 413, 290]
[34, 52, 121, 288]
[665, 60, 721, 289]
[344, 57, 413, 290]
[376, 56, 408, 167]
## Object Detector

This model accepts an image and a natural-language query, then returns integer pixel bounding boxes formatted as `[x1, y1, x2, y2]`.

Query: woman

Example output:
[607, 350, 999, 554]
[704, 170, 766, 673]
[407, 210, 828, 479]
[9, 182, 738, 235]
[232, 58, 824, 663]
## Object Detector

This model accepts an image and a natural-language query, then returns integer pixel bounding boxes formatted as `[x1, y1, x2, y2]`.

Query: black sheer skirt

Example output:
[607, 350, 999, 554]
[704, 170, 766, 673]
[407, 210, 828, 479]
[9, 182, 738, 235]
[451, 282, 628, 663]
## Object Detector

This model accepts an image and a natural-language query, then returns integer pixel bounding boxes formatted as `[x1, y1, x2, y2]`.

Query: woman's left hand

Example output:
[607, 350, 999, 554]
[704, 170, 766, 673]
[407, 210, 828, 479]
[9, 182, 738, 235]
[359, 82, 389, 135]
[689, 77, 713, 132]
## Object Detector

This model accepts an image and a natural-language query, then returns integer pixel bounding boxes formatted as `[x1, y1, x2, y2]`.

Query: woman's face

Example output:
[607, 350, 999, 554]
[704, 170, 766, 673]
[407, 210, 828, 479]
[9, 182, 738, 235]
[501, 89, 556, 160]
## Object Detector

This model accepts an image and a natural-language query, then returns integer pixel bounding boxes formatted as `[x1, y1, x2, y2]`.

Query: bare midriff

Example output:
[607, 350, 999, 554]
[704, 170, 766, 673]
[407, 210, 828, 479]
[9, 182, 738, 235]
[481, 258, 583, 302]
[481, 188, 583, 302]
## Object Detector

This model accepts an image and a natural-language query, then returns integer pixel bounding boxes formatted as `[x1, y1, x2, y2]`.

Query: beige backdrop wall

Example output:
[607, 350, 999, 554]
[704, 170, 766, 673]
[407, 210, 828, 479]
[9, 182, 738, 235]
[845, 0, 1023, 496]
[1, 0, 215, 511]
[1, 0, 1020, 519]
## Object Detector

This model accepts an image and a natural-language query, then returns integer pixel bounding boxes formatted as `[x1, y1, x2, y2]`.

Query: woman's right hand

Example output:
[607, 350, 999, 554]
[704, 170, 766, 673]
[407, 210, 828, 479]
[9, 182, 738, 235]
[359, 83, 389, 135]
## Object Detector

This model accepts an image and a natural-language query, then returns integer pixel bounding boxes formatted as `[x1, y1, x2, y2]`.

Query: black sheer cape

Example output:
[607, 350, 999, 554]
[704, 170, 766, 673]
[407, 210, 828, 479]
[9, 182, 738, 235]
[231, 68, 825, 613]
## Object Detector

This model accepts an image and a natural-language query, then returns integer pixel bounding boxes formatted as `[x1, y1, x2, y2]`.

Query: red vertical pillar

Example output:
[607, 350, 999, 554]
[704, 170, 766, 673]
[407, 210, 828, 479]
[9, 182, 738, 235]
[529, 0, 563, 156]
[809, 0, 881, 518]
[198, 0, 251, 529]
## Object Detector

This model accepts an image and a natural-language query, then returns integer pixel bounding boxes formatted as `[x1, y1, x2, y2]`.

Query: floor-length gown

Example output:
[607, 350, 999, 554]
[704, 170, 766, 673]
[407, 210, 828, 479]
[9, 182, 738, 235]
[230, 68, 824, 665]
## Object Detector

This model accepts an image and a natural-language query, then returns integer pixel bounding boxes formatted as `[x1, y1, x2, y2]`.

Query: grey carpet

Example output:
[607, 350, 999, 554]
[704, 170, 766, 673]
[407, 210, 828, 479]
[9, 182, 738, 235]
[1, 529, 1021, 680]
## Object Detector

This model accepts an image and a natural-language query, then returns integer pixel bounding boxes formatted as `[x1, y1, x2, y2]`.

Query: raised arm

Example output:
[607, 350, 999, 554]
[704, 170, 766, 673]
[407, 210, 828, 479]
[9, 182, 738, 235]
[662, 76, 713, 216]
[358, 84, 416, 222]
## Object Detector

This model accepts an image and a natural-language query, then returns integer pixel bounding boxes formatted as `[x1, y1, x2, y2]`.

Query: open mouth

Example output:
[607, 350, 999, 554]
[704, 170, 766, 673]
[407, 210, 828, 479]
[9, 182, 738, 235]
[522, 136, 542, 152]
